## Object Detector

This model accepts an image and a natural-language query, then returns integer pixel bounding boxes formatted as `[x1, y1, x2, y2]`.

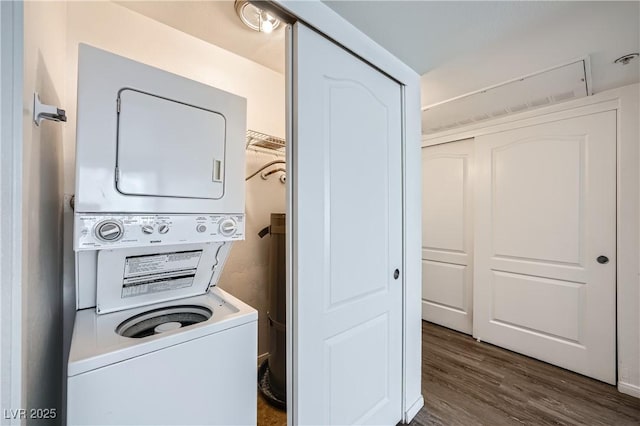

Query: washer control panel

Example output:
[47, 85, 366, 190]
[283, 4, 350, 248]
[74, 213, 245, 250]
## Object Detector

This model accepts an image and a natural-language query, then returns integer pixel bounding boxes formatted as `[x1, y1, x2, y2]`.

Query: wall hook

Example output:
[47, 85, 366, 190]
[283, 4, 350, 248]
[33, 92, 67, 126]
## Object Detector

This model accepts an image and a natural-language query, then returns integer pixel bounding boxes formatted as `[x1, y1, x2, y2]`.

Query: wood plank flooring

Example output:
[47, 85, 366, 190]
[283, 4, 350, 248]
[409, 321, 640, 426]
[257, 392, 287, 426]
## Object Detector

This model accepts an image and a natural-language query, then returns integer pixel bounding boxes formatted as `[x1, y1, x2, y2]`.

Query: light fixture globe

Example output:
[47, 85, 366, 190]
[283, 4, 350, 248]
[234, 0, 281, 33]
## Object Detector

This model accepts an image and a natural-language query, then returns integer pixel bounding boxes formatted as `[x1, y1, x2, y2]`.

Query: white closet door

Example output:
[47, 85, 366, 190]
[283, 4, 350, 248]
[291, 23, 403, 425]
[474, 111, 616, 384]
[421, 139, 473, 334]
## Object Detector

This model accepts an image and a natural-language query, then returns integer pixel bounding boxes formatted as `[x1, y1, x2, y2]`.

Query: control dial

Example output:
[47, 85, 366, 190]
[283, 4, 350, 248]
[141, 225, 154, 235]
[96, 220, 124, 242]
[158, 224, 170, 234]
[196, 224, 207, 233]
[219, 218, 238, 237]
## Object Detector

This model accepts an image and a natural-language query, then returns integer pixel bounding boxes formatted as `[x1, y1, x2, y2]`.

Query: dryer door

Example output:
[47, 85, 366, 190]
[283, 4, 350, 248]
[116, 89, 227, 200]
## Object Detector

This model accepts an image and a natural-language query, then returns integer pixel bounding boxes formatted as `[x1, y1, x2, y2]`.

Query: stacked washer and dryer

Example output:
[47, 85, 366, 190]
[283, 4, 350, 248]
[67, 45, 257, 425]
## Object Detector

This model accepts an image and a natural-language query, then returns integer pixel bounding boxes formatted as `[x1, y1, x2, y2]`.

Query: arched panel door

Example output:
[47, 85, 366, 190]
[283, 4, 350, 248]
[421, 139, 474, 334]
[473, 111, 616, 384]
[290, 23, 403, 425]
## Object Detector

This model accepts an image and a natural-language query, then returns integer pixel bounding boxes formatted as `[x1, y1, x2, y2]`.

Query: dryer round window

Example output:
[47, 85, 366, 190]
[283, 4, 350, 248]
[116, 304, 212, 339]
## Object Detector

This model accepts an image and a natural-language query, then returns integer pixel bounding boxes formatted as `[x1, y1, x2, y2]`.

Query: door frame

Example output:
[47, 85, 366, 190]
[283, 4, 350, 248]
[271, 0, 424, 422]
[5, 0, 424, 423]
[420, 138, 475, 335]
[423, 84, 640, 397]
[1, 0, 24, 418]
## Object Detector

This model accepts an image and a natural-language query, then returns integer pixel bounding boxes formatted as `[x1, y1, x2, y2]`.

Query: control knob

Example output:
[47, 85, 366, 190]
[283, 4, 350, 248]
[219, 218, 238, 237]
[196, 224, 207, 233]
[96, 220, 123, 242]
[158, 224, 170, 234]
[141, 225, 154, 235]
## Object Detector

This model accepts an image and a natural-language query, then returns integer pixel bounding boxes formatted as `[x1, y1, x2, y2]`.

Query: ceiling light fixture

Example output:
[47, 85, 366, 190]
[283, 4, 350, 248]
[235, 0, 280, 34]
[614, 53, 639, 65]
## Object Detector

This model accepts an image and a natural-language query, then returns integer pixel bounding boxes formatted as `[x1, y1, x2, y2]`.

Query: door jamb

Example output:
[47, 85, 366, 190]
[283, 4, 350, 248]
[1, 0, 24, 419]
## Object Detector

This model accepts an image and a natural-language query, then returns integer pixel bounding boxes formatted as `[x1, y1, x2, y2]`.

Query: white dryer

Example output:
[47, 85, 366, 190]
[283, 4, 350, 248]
[67, 45, 256, 425]
[74, 43, 246, 214]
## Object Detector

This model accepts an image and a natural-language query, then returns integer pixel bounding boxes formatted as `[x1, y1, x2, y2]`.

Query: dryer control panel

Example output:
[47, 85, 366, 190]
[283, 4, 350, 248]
[74, 213, 245, 251]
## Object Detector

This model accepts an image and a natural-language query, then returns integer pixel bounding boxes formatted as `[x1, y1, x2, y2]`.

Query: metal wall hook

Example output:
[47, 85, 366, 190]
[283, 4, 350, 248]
[260, 167, 286, 180]
[33, 92, 67, 126]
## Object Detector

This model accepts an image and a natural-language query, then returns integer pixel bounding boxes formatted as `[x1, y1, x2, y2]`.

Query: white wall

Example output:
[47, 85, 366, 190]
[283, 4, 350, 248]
[61, 0, 286, 373]
[1, 1, 24, 420]
[22, 0, 67, 420]
[423, 83, 640, 397]
[617, 84, 640, 397]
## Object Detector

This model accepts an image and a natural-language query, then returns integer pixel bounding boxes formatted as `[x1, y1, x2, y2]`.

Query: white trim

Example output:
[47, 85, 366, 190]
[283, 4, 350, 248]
[421, 56, 592, 110]
[423, 83, 640, 394]
[284, 23, 294, 426]
[401, 68, 423, 422]
[424, 97, 619, 146]
[614, 85, 640, 395]
[583, 55, 593, 96]
[0, 1, 23, 422]
[1, 0, 4, 412]
[404, 395, 424, 424]
[275, 1, 423, 422]
[423, 87, 631, 146]
[274, 0, 417, 86]
[618, 382, 640, 399]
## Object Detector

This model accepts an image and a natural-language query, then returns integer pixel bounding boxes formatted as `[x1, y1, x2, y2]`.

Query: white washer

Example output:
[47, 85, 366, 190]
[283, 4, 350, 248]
[67, 45, 256, 425]
[67, 288, 257, 425]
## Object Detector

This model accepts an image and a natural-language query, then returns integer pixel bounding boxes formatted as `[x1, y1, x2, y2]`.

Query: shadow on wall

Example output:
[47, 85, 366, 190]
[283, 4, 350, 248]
[23, 51, 65, 422]
[218, 149, 286, 357]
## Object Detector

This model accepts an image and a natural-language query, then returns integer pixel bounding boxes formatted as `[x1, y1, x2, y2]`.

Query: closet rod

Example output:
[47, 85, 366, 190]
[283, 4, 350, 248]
[246, 160, 286, 181]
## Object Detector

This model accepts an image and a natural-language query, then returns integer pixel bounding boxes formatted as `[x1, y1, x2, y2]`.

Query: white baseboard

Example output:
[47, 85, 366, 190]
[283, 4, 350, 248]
[403, 395, 424, 424]
[618, 381, 640, 398]
[258, 352, 269, 366]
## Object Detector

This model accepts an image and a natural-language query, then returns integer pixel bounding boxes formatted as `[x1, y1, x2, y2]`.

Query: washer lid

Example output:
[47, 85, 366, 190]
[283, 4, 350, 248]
[96, 242, 232, 314]
[116, 88, 227, 200]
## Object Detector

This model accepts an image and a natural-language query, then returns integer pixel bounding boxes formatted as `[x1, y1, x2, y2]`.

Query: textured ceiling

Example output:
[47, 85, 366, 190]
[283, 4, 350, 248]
[324, 1, 578, 75]
[116, 1, 286, 73]
[323, 1, 640, 105]
[118, 1, 639, 107]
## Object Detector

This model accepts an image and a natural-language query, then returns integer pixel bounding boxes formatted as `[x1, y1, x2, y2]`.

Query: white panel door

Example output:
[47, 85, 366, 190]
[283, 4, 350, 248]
[474, 111, 616, 384]
[421, 139, 473, 334]
[291, 23, 403, 425]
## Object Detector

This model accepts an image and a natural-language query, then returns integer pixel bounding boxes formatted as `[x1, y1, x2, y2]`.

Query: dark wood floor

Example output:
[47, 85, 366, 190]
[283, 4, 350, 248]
[409, 321, 640, 426]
